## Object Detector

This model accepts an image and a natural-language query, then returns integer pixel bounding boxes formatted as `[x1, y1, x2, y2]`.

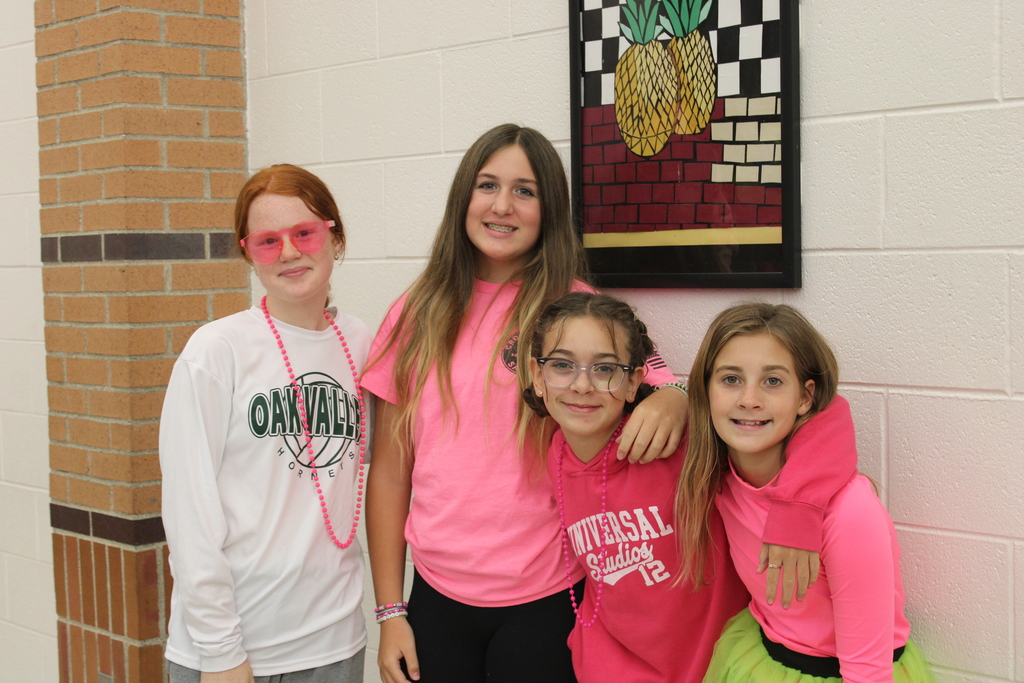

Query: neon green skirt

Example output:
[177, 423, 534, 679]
[703, 609, 935, 683]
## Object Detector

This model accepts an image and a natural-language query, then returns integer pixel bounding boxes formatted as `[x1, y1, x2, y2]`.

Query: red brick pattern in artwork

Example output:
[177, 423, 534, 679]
[580, 103, 781, 235]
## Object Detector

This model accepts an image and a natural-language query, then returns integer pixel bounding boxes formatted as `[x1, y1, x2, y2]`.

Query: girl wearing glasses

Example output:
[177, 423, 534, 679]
[361, 125, 857, 683]
[160, 165, 368, 683]
[521, 291, 749, 682]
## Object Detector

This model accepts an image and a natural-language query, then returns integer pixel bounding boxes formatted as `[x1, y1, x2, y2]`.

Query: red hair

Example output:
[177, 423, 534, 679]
[233, 164, 345, 263]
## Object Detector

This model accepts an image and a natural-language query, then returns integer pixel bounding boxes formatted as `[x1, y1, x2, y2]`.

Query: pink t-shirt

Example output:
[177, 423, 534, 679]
[361, 280, 675, 606]
[717, 466, 911, 683]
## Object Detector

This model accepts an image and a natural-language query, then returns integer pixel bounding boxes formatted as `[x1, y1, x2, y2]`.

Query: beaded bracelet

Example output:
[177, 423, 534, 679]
[374, 601, 409, 616]
[656, 381, 688, 396]
[375, 608, 409, 624]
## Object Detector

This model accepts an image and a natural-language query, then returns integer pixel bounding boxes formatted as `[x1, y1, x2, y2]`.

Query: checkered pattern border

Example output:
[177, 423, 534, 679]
[579, 0, 783, 107]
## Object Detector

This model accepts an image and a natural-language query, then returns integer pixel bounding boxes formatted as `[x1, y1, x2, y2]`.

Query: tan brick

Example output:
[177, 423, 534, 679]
[44, 298, 65, 329]
[104, 106, 204, 137]
[64, 295, 107, 323]
[40, 178, 59, 204]
[112, 483, 161, 515]
[59, 173, 104, 202]
[39, 118, 58, 146]
[87, 389, 131, 419]
[51, 472, 70, 501]
[36, 0, 55, 26]
[81, 76, 162, 108]
[110, 421, 158, 452]
[171, 323, 201, 352]
[49, 415, 68, 442]
[104, 170, 205, 199]
[81, 139, 161, 170]
[101, 43, 202, 76]
[204, 0, 238, 17]
[69, 417, 112, 449]
[36, 24, 76, 57]
[40, 206, 82, 234]
[85, 326, 167, 356]
[168, 201, 232, 230]
[83, 202, 164, 231]
[40, 145, 80, 175]
[208, 110, 243, 138]
[77, 11, 161, 48]
[210, 171, 245, 197]
[89, 451, 130, 481]
[67, 357, 109, 386]
[99, 0, 197, 10]
[213, 291, 249, 319]
[168, 141, 243, 169]
[59, 111, 103, 142]
[167, 78, 243, 107]
[43, 295, 63, 321]
[108, 294, 207, 323]
[49, 385, 87, 414]
[55, 0, 99, 22]
[37, 85, 79, 116]
[45, 325, 85, 353]
[47, 355, 66, 382]
[84, 265, 165, 293]
[43, 265, 83, 293]
[165, 16, 240, 46]
[37, 59, 56, 87]
[51, 444, 90, 475]
[68, 477, 113, 510]
[171, 261, 247, 290]
[57, 51, 101, 83]
[204, 49, 241, 77]
[109, 358, 175, 389]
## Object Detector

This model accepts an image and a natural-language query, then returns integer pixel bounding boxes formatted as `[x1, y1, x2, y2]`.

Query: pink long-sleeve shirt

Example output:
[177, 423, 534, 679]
[717, 464, 911, 683]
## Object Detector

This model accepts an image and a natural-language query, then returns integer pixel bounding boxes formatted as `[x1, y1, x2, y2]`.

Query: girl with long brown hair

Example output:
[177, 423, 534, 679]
[679, 303, 933, 683]
[361, 125, 855, 683]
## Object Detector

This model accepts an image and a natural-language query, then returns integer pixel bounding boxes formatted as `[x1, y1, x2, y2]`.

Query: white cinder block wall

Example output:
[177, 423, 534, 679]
[245, 1, 1024, 682]
[0, 0, 60, 681]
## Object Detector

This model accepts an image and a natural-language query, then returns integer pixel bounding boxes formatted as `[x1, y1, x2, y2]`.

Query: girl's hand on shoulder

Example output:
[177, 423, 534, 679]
[199, 661, 254, 683]
[616, 385, 688, 463]
[379, 616, 420, 683]
[758, 543, 821, 609]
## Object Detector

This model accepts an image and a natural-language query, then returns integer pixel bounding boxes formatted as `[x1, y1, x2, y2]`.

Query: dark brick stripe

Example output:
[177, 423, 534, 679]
[41, 232, 237, 263]
[51, 503, 166, 546]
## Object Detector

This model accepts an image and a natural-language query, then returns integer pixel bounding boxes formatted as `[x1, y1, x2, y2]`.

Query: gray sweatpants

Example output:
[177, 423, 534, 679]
[167, 648, 365, 683]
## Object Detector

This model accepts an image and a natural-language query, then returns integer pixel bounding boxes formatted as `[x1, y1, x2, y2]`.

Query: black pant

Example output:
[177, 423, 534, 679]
[404, 570, 582, 683]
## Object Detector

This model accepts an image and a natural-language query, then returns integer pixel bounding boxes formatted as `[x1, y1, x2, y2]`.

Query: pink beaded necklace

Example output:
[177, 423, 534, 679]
[261, 295, 367, 549]
[555, 420, 625, 627]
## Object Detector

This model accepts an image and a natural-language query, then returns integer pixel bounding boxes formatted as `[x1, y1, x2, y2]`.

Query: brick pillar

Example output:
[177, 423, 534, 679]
[35, 1, 248, 680]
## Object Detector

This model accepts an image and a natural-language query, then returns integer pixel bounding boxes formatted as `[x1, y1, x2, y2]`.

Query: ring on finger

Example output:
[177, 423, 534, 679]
[767, 563, 782, 569]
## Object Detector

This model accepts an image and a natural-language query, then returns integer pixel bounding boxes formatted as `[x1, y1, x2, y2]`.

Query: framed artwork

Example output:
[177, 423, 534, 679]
[569, 0, 802, 288]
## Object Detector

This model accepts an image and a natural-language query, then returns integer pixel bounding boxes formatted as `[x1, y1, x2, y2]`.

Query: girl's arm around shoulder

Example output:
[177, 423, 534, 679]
[822, 476, 902, 682]
[762, 395, 858, 552]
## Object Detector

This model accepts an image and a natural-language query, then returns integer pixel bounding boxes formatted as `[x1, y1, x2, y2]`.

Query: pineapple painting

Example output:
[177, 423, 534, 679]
[661, 0, 717, 135]
[614, 0, 679, 158]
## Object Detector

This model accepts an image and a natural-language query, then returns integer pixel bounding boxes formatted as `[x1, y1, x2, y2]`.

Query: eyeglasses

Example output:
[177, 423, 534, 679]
[240, 220, 335, 264]
[536, 357, 635, 393]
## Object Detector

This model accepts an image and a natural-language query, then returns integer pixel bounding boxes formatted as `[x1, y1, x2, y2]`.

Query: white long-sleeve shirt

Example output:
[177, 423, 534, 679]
[160, 306, 369, 676]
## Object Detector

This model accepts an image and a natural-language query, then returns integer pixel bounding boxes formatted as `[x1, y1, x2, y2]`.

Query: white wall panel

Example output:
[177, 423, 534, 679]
[322, 55, 444, 161]
[888, 394, 1024, 537]
[885, 107, 1024, 249]
[801, 0, 997, 116]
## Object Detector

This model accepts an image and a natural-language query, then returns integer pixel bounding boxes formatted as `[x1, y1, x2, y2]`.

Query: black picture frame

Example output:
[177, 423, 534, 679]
[569, 0, 801, 288]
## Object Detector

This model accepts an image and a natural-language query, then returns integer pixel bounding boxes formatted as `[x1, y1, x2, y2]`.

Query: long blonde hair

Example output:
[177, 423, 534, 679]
[676, 303, 838, 587]
[367, 124, 587, 466]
